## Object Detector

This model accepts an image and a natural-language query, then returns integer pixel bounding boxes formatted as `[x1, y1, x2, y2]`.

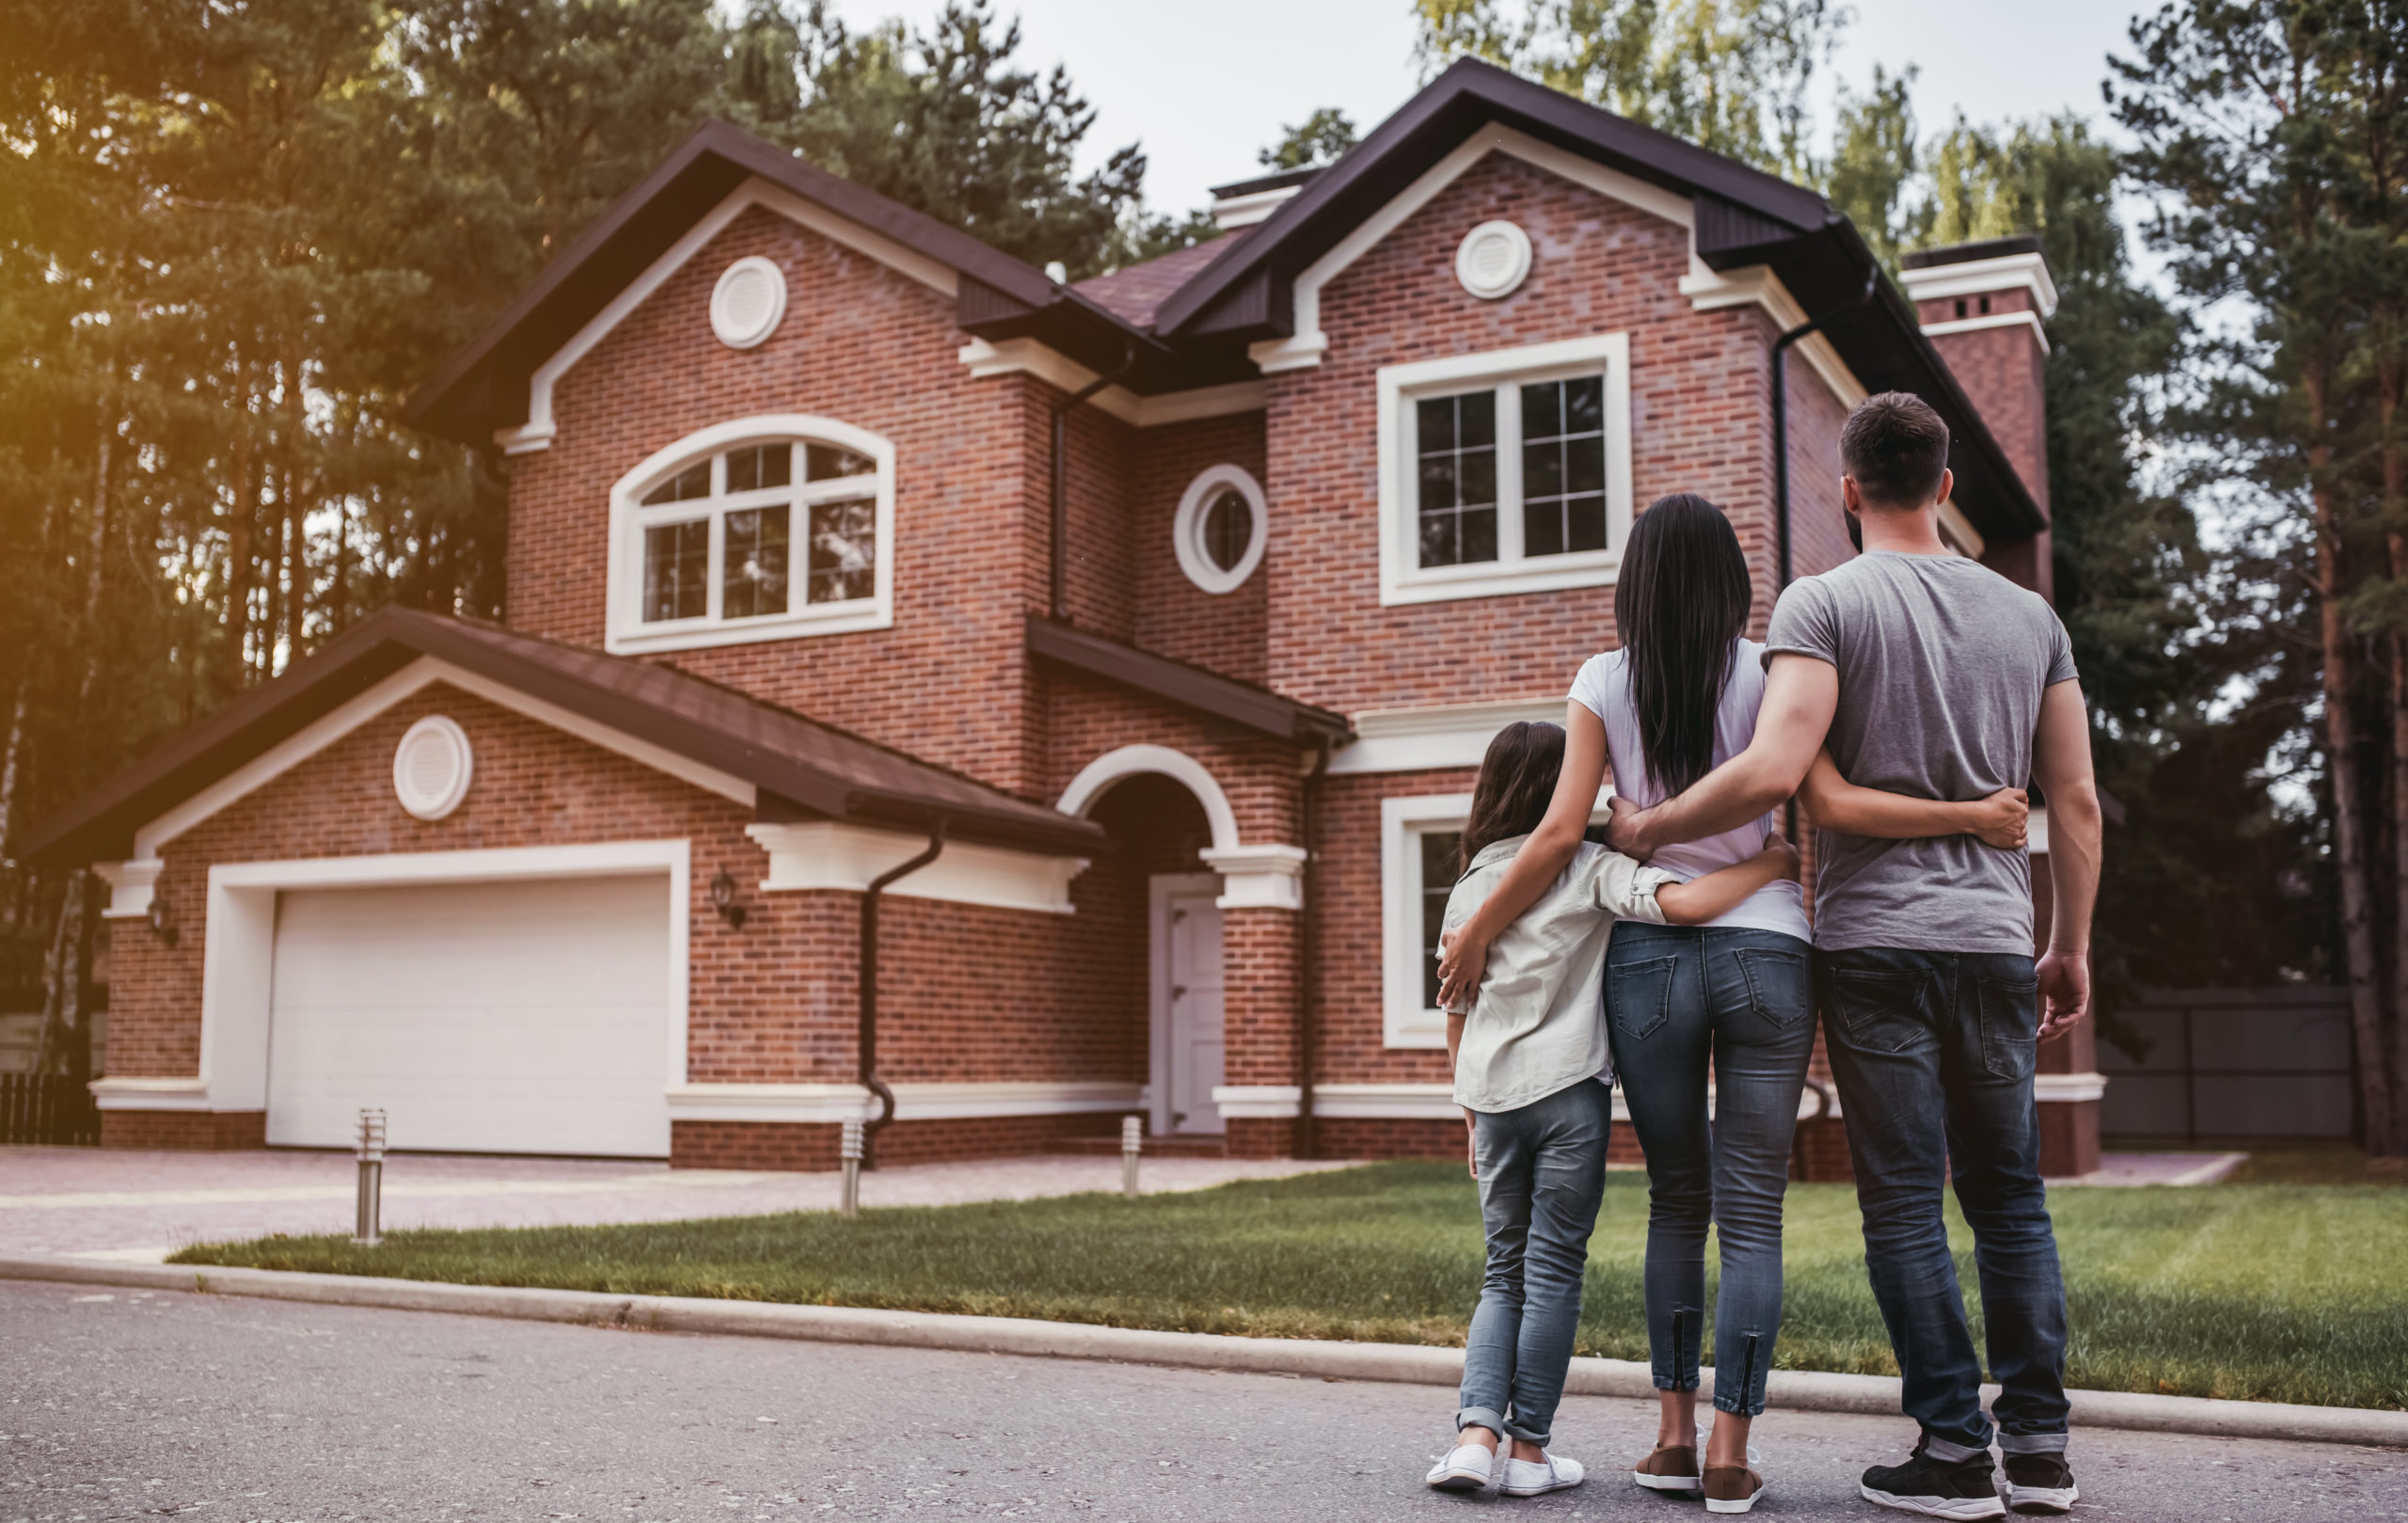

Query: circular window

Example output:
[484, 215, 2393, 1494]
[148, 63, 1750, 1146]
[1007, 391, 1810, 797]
[710, 256, 787, 350]
[1173, 465, 1268, 595]
[393, 716, 474, 821]
[1455, 220, 1532, 300]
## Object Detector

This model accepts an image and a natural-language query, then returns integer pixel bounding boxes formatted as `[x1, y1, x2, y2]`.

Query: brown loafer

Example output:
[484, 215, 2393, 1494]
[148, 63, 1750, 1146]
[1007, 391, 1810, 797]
[1631, 1443, 1702, 1494]
[1703, 1464, 1766, 1514]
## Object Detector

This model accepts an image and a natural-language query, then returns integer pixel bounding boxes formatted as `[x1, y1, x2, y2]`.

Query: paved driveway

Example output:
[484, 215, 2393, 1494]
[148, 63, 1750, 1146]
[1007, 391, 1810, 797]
[4, 1277, 2402, 1520]
[0, 1147, 1353, 1259]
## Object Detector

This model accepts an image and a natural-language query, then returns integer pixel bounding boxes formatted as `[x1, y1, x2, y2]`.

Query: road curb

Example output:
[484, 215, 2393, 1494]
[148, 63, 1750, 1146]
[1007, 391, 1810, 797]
[5, 1253, 2401, 1449]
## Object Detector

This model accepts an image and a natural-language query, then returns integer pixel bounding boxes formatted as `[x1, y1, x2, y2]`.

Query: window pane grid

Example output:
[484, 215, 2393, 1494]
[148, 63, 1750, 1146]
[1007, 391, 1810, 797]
[642, 519, 709, 622]
[1519, 376, 1608, 558]
[636, 441, 879, 628]
[721, 506, 791, 620]
[1415, 392, 1497, 568]
[1418, 829, 1463, 1010]
[808, 499, 876, 606]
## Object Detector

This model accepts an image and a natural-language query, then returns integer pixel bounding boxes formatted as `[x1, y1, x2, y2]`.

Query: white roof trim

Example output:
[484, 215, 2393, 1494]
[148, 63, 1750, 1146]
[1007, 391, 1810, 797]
[957, 338, 1268, 425]
[1920, 309, 2051, 356]
[1212, 182, 1306, 230]
[496, 177, 962, 454]
[1681, 263, 1868, 408]
[1898, 251, 2059, 319]
[131, 656, 756, 859]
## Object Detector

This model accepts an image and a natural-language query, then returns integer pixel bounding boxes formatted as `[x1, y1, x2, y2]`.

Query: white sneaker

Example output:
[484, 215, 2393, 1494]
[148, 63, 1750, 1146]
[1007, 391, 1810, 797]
[1499, 1451, 1586, 1497]
[1425, 1441, 1494, 1492]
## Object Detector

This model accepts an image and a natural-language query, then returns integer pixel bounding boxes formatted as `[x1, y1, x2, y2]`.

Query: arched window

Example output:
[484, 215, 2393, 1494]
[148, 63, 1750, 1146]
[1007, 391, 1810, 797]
[607, 416, 895, 654]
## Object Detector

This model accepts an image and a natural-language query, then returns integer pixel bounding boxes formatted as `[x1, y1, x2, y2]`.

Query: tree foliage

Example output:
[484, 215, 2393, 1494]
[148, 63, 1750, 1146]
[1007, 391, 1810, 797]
[1259, 107, 1360, 170]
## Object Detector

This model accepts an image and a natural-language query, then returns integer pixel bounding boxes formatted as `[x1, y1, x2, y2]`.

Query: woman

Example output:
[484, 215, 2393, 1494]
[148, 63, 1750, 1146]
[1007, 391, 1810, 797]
[1436, 494, 2023, 1514]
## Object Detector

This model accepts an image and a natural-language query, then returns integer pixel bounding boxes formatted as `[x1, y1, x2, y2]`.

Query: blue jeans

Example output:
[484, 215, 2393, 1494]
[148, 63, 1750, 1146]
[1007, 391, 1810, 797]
[1607, 923, 1814, 1417]
[1459, 1078, 1613, 1446]
[1818, 948, 2071, 1460]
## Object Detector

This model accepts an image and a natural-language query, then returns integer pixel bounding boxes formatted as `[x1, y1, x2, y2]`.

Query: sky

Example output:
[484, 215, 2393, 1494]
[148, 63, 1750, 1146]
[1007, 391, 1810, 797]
[818, 0, 2153, 216]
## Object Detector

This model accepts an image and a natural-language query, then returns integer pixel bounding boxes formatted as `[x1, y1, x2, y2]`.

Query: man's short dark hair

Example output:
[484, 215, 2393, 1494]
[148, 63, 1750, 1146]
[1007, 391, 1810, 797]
[1840, 392, 1950, 509]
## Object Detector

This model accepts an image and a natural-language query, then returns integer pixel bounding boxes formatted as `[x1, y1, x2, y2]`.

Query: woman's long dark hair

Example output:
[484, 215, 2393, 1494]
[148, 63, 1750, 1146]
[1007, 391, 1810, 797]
[1614, 493, 1752, 798]
[1458, 722, 1565, 874]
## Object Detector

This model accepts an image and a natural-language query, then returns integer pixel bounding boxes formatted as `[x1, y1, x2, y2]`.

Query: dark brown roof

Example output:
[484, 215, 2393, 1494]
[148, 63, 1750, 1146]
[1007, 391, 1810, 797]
[1073, 231, 1251, 328]
[1901, 235, 2044, 270]
[1026, 616, 1351, 746]
[18, 609, 1104, 867]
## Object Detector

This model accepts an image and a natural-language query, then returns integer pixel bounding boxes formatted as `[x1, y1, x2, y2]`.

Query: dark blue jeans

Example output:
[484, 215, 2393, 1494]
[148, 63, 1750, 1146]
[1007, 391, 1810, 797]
[1818, 948, 2071, 1460]
[1607, 923, 1814, 1417]
[1459, 1078, 1614, 1447]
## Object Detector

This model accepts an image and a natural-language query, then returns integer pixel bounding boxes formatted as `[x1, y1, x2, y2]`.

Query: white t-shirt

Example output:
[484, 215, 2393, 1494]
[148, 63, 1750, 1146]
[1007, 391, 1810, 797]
[1567, 639, 1811, 941]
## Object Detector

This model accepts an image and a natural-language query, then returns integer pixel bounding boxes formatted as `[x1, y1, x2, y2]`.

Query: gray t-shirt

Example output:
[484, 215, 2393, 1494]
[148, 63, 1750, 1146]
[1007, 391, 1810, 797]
[1765, 552, 2077, 953]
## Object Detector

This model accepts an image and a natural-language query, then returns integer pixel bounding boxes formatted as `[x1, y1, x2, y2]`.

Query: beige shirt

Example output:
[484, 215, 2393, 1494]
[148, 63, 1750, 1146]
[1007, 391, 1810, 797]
[1444, 833, 1675, 1113]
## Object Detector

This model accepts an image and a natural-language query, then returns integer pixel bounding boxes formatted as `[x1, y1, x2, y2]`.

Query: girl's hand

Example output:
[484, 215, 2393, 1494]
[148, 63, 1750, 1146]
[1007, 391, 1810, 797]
[1436, 926, 1488, 1011]
[1965, 787, 2029, 849]
[1761, 831, 1801, 881]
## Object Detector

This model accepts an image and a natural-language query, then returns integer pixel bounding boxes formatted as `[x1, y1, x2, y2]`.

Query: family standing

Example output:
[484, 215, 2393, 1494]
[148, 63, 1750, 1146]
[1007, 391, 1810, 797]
[1424, 391, 2104, 1519]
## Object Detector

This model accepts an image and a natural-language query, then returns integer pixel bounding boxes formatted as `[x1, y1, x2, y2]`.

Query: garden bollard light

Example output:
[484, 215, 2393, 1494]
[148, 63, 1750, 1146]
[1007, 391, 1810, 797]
[840, 1118, 863, 1216]
[1121, 1115, 1143, 1198]
[354, 1108, 386, 1245]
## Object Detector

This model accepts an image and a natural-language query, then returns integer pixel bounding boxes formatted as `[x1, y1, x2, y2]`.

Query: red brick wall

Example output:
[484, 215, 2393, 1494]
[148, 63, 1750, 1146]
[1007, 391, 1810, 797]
[99, 1110, 266, 1151]
[1916, 288, 2052, 598]
[1129, 411, 1272, 685]
[1782, 349, 1857, 591]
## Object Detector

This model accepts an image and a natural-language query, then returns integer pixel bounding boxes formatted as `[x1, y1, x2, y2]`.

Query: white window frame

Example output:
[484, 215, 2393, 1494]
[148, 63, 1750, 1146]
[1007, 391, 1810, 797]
[606, 414, 895, 655]
[1172, 463, 1269, 595]
[1375, 332, 1635, 607]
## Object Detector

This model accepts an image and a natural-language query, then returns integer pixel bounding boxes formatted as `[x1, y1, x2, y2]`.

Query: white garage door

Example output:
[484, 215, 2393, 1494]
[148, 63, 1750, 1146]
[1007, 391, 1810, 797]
[266, 875, 673, 1157]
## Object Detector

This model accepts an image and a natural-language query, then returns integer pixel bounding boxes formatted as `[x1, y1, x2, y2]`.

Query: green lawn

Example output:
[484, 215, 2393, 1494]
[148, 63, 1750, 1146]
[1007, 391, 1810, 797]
[170, 1163, 2408, 1411]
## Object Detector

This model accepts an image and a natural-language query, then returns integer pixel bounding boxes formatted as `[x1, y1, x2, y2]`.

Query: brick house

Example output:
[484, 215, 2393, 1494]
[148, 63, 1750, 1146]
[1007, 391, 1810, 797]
[21, 60, 2102, 1175]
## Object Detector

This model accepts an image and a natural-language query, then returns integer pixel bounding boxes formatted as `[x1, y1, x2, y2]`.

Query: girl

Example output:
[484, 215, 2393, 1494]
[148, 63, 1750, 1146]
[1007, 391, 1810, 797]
[1434, 495, 2026, 1513]
[1426, 718, 1799, 1499]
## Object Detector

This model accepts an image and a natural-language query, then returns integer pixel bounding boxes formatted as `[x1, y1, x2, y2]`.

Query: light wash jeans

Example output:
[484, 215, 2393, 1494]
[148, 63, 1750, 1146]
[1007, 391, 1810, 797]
[1817, 948, 2070, 1461]
[1607, 922, 1814, 1418]
[1458, 1077, 1614, 1447]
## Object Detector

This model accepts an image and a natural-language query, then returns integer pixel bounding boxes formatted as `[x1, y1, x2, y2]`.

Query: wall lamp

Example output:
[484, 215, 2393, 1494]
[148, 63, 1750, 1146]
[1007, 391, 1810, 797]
[709, 870, 749, 930]
[146, 898, 180, 949]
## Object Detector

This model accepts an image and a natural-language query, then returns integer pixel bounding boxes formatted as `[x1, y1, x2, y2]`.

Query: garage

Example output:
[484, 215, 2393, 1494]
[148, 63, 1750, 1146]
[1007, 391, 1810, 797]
[264, 874, 673, 1157]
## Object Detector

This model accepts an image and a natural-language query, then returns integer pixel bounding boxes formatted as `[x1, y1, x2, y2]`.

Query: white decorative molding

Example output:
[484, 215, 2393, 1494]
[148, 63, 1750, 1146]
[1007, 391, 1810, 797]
[957, 339, 1268, 426]
[606, 414, 896, 656]
[1057, 744, 1242, 853]
[1898, 251, 2059, 319]
[392, 715, 474, 821]
[1375, 332, 1635, 607]
[1247, 123, 1692, 375]
[1330, 698, 1567, 776]
[665, 1080, 1143, 1125]
[94, 857, 165, 921]
[709, 255, 788, 350]
[1172, 463, 1269, 595]
[1455, 219, 1532, 299]
[496, 177, 958, 453]
[1681, 264, 1868, 409]
[1212, 183, 1305, 230]
[1313, 1082, 1457, 1119]
[182, 840, 691, 1116]
[88, 1075, 214, 1112]
[2035, 1071, 2107, 1103]
[131, 658, 753, 860]
[1381, 791, 1474, 1049]
[1919, 309, 2051, 355]
[1197, 844, 1307, 912]
[743, 821, 1085, 915]
[1211, 1084, 1303, 1118]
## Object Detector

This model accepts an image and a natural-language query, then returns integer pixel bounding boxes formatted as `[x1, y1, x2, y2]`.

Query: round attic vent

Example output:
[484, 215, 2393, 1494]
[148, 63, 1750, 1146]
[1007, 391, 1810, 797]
[1455, 220, 1533, 300]
[393, 716, 474, 821]
[710, 256, 787, 350]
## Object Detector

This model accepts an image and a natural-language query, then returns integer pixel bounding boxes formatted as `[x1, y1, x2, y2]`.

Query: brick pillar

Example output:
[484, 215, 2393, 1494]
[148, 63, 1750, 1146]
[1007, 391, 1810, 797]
[1218, 907, 1299, 1158]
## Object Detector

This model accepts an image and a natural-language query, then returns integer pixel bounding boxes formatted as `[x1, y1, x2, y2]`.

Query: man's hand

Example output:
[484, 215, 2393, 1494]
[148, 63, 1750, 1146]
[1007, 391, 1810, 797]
[1761, 831, 1801, 881]
[1436, 925, 1487, 1010]
[1463, 1110, 1480, 1181]
[1966, 787, 2029, 850]
[2036, 948, 2091, 1039]
[1605, 794, 1654, 860]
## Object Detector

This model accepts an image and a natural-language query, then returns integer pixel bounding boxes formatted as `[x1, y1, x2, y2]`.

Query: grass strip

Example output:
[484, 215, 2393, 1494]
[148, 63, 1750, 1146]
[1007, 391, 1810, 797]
[171, 1162, 2408, 1411]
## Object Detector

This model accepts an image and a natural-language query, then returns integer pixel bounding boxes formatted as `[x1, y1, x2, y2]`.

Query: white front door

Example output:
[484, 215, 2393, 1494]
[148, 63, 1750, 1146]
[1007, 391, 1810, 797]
[1150, 874, 1225, 1136]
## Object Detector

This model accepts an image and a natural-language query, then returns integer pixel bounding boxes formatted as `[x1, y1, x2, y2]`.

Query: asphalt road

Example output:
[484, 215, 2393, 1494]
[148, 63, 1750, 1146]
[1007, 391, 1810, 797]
[4, 1279, 2403, 1521]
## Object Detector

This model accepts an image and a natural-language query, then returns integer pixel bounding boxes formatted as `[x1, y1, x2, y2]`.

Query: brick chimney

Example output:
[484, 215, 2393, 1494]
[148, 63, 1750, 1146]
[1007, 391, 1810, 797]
[1898, 235, 2055, 598]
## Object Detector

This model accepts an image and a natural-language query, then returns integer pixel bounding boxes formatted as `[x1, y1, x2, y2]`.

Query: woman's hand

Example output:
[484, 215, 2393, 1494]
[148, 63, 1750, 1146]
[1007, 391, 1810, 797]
[1436, 925, 1488, 1011]
[1963, 787, 2029, 849]
[1463, 1109, 1480, 1181]
[1760, 831, 1801, 881]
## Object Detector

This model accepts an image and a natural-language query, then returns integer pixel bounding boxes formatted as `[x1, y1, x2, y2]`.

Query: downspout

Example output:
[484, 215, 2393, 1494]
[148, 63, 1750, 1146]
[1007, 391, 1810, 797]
[1292, 739, 1332, 1159]
[860, 819, 946, 1168]
[1050, 343, 1140, 622]
[1770, 267, 1877, 839]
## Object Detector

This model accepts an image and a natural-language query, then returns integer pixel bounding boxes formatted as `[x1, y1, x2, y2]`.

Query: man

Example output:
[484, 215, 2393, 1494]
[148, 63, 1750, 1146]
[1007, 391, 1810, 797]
[1607, 391, 2102, 1519]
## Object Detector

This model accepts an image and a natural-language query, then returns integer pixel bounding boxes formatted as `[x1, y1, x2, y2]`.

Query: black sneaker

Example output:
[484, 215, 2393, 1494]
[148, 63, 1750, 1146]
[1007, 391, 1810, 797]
[2004, 1452, 2078, 1515]
[1860, 1449, 2006, 1518]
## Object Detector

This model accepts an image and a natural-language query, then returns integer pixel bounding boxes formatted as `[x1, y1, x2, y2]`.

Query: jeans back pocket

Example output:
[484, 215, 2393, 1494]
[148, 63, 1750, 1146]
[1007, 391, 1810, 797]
[1826, 967, 1931, 1055]
[1733, 946, 1811, 1028]
[1608, 954, 1682, 1042]
[1975, 970, 2041, 1080]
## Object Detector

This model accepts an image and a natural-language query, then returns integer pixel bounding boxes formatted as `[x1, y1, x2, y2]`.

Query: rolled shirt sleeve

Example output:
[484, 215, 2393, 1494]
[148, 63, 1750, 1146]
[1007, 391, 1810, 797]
[1589, 851, 1677, 924]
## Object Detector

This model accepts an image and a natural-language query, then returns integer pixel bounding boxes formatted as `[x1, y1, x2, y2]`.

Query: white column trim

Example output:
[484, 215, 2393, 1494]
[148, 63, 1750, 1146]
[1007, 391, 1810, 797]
[1919, 309, 2051, 354]
[94, 858, 165, 920]
[1197, 844, 1307, 912]
[2035, 1071, 2107, 1103]
[1211, 1084, 1303, 1118]
[1330, 698, 1567, 775]
[744, 822, 1086, 915]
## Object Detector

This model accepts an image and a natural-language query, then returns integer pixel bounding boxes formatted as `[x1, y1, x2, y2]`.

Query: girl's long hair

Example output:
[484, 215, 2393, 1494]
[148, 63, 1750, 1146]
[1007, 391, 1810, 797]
[1457, 722, 1565, 874]
[1614, 493, 1752, 798]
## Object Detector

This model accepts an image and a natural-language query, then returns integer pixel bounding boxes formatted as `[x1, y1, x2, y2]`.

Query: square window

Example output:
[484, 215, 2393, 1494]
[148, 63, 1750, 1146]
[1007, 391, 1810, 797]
[1416, 389, 1499, 569]
[724, 444, 792, 493]
[642, 519, 710, 622]
[721, 507, 791, 619]
[808, 499, 877, 604]
[1519, 376, 1611, 561]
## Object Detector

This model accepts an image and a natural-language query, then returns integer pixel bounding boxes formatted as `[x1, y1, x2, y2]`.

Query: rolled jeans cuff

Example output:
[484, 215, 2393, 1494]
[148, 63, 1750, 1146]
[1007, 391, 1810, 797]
[1922, 1436, 1989, 1465]
[1998, 1431, 2070, 1455]
[1457, 1405, 1545, 1446]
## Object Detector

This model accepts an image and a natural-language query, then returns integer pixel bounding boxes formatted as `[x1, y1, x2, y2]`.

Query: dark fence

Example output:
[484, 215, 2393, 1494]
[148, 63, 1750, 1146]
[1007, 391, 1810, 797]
[2100, 986, 2354, 1142]
[0, 1071, 101, 1147]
